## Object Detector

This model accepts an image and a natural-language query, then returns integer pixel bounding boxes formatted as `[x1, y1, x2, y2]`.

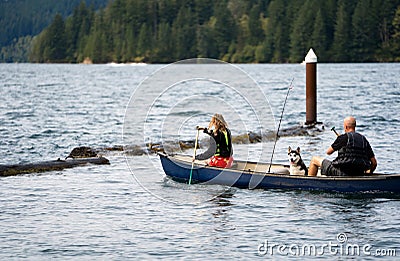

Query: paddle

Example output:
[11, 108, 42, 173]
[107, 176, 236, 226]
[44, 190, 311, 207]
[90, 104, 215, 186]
[188, 126, 201, 185]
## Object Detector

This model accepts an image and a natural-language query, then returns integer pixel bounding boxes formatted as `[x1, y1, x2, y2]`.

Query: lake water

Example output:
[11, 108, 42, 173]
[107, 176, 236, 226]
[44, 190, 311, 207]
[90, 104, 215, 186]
[0, 62, 399, 259]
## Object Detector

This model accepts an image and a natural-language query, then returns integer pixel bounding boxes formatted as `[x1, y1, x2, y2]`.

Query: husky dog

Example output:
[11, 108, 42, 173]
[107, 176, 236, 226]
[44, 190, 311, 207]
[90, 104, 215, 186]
[288, 146, 308, 176]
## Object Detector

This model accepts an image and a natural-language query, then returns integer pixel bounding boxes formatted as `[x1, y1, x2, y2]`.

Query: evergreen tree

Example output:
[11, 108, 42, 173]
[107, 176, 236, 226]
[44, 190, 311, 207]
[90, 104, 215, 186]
[84, 10, 108, 63]
[310, 9, 328, 61]
[196, 23, 218, 59]
[374, 0, 400, 61]
[153, 22, 173, 62]
[321, 0, 337, 38]
[213, 1, 237, 60]
[248, 4, 264, 45]
[237, 14, 251, 52]
[126, 0, 148, 36]
[289, 0, 316, 62]
[352, 0, 378, 61]
[271, 24, 285, 63]
[45, 14, 66, 62]
[330, 0, 354, 62]
[66, 2, 91, 61]
[1, 36, 33, 62]
[137, 23, 151, 61]
[194, 0, 214, 24]
[254, 42, 268, 63]
[392, 5, 400, 60]
[264, 0, 283, 62]
[173, 6, 197, 59]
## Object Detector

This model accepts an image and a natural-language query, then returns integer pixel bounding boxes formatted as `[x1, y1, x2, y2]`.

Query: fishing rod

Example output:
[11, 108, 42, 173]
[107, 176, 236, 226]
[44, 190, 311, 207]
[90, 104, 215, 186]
[268, 78, 294, 173]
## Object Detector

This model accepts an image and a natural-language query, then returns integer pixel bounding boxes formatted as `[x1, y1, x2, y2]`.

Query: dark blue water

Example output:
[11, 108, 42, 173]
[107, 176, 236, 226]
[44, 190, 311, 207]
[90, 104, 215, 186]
[0, 63, 399, 259]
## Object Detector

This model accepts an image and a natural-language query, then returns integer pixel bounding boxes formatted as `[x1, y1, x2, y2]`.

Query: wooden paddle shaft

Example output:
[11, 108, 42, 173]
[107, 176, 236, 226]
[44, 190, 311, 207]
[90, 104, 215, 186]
[188, 128, 200, 185]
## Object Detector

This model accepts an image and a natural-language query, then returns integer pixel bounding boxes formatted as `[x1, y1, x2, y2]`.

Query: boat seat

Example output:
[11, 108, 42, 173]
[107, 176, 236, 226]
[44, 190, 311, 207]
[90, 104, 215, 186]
[273, 168, 290, 175]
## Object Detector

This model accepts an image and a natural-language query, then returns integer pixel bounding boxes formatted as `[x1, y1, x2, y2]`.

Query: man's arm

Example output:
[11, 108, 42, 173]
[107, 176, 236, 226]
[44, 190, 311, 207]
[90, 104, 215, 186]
[327, 134, 347, 156]
[326, 146, 335, 155]
[370, 156, 377, 173]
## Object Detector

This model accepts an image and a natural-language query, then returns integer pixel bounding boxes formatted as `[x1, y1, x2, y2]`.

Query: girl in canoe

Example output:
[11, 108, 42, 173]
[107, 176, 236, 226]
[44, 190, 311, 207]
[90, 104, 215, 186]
[199, 113, 233, 168]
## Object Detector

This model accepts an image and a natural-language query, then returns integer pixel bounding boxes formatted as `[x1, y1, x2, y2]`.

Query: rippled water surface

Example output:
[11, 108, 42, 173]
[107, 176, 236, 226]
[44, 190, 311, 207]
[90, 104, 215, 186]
[0, 63, 399, 259]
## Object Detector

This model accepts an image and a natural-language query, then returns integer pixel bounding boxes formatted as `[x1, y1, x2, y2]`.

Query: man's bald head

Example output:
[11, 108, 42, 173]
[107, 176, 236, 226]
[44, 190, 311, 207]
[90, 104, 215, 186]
[344, 116, 356, 131]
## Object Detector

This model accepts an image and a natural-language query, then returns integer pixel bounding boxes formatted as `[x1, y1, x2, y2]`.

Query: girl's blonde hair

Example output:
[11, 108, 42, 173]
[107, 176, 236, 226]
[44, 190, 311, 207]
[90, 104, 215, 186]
[208, 113, 228, 133]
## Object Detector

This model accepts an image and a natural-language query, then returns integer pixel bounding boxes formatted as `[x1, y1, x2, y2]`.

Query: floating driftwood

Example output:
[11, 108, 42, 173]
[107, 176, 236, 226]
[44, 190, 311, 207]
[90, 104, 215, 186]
[0, 146, 110, 177]
[0, 157, 110, 177]
[122, 125, 325, 156]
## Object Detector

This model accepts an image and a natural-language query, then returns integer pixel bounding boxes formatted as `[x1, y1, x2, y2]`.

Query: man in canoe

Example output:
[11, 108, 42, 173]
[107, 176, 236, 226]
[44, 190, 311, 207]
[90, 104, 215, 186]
[308, 116, 377, 176]
[196, 113, 234, 168]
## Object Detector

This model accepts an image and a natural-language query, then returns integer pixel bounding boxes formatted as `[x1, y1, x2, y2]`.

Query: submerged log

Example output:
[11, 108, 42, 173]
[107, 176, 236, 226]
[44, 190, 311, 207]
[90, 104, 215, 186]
[0, 157, 110, 177]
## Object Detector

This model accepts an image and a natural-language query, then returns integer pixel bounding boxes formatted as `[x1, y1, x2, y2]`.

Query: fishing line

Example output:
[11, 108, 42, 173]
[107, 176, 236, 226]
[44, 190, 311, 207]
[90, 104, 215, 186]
[268, 78, 294, 173]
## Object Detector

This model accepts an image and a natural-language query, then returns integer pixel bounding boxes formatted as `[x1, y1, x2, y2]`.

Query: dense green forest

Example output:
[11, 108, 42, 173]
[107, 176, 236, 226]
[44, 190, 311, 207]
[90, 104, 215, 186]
[0, 0, 108, 62]
[4, 0, 400, 63]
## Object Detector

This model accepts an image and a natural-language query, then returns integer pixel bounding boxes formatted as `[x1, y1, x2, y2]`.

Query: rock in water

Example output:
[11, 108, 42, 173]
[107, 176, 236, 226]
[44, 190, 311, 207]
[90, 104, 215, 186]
[66, 146, 98, 159]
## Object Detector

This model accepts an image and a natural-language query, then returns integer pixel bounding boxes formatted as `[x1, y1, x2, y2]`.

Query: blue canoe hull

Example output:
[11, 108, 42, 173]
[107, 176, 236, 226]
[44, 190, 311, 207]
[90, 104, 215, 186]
[159, 153, 400, 193]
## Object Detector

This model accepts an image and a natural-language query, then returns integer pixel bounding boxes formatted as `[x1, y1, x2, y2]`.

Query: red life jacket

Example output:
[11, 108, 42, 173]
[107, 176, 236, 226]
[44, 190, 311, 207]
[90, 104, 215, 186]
[207, 156, 234, 168]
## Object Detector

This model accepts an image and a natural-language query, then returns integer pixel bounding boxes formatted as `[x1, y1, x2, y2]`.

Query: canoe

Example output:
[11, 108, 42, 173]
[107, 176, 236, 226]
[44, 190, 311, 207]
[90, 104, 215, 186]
[158, 152, 400, 193]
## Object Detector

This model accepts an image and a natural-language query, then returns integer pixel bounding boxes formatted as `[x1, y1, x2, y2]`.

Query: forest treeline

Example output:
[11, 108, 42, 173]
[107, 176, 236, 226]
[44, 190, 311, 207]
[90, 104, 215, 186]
[13, 0, 400, 63]
[0, 0, 108, 63]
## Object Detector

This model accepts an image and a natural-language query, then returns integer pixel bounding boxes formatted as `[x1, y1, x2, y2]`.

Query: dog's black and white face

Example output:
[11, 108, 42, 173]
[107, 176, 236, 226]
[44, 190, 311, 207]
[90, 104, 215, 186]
[288, 146, 308, 176]
[288, 146, 301, 165]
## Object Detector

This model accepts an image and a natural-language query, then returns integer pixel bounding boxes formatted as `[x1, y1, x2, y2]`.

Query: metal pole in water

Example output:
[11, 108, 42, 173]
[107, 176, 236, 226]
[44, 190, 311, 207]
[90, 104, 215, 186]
[305, 48, 317, 125]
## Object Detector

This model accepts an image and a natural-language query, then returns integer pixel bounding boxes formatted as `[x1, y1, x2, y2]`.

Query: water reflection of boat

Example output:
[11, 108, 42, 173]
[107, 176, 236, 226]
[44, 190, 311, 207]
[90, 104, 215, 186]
[159, 152, 400, 193]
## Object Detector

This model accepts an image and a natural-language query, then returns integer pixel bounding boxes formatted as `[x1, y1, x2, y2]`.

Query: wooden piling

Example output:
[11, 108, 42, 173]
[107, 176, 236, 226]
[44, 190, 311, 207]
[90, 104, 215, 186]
[305, 48, 317, 125]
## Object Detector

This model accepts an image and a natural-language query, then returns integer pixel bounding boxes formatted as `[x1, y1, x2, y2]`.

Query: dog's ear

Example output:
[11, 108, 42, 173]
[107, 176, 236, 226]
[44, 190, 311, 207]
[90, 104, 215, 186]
[296, 147, 300, 153]
[288, 146, 291, 153]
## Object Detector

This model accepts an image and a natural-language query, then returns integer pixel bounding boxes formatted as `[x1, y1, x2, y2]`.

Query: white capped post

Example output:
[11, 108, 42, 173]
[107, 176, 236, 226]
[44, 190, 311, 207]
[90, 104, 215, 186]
[305, 48, 317, 125]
